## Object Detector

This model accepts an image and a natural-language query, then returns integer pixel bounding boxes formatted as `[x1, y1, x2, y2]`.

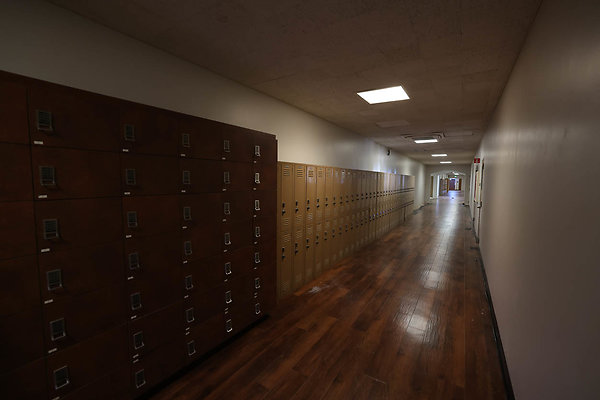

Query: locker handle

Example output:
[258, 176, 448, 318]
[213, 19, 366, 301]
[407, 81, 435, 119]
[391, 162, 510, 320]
[295, 208, 299, 212]
[281, 247, 286, 259]
[294, 243, 298, 254]
[306, 206, 310, 211]
[316, 204, 320, 208]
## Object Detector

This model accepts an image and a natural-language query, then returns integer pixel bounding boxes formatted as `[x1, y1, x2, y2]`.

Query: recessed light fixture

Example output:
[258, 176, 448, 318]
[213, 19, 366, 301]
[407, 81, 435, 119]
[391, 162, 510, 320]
[431, 154, 447, 157]
[357, 86, 409, 104]
[414, 138, 438, 144]
[440, 161, 452, 164]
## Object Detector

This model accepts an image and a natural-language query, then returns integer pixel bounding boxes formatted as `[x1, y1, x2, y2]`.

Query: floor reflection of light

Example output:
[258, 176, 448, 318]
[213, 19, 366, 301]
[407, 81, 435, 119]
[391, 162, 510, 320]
[423, 270, 441, 289]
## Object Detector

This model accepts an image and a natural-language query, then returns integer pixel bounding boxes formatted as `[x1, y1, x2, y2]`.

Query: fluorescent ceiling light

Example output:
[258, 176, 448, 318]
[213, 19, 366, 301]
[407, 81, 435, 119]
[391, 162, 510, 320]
[357, 86, 409, 104]
[431, 154, 447, 157]
[414, 138, 438, 144]
[440, 161, 452, 164]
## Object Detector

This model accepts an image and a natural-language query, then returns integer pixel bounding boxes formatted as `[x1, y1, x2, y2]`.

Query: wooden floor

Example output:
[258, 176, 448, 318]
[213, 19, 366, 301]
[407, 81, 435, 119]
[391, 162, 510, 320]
[151, 192, 506, 400]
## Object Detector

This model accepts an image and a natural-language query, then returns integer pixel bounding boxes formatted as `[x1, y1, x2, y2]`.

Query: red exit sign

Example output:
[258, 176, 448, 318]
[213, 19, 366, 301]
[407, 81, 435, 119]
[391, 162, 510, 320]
[474, 158, 481, 163]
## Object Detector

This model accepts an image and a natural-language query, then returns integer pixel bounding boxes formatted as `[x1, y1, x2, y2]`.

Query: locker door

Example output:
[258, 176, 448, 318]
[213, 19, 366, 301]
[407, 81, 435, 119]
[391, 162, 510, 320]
[252, 131, 277, 165]
[252, 189, 276, 220]
[177, 116, 222, 160]
[0, 202, 35, 260]
[179, 193, 221, 229]
[0, 307, 43, 372]
[29, 84, 120, 151]
[337, 218, 344, 261]
[0, 78, 29, 144]
[221, 191, 252, 223]
[222, 219, 252, 253]
[293, 164, 306, 231]
[185, 313, 225, 364]
[331, 168, 340, 218]
[120, 106, 178, 156]
[54, 365, 129, 400]
[182, 222, 222, 260]
[253, 163, 277, 191]
[121, 154, 179, 196]
[338, 169, 346, 217]
[221, 125, 252, 163]
[291, 227, 305, 291]
[0, 358, 46, 400]
[122, 195, 179, 239]
[304, 225, 315, 284]
[179, 159, 222, 194]
[315, 166, 325, 222]
[322, 220, 331, 270]
[0, 256, 39, 317]
[330, 218, 338, 264]
[129, 339, 184, 397]
[124, 234, 180, 285]
[314, 223, 323, 278]
[305, 165, 316, 227]
[0, 143, 32, 201]
[127, 302, 181, 360]
[278, 231, 294, 298]
[223, 161, 253, 192]
[253, 216, 275, 245]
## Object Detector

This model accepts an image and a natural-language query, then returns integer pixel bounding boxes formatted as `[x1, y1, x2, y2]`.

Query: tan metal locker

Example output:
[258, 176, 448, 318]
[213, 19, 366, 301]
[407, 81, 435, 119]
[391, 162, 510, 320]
[280, 163, 294, 233]
[315, 167, 325, 222]
[304, 225, 315, 285]
[305, 165, 316, 227]
[330, 218, 338, 264]
[292, 228, 305, 291]
[324, 167, 334, 220]
[278, 231, 293, 298]
[322, 220, 331, 270]
[314, 223, 323, 277]
[293, 165, 306, 231]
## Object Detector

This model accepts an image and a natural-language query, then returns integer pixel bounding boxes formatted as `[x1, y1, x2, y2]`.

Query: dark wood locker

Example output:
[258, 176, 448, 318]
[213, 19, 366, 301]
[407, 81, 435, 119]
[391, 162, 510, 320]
[184, 284, 226, 326]
[224, 245, 254, 281]
[280, 163, 294, 232]
[119, 105, 178, 156]
[185, 313, 225, 364]
[222, 218, 252, 253]
[222, 191, 252, 222]
[0, 143, 32, 201]
[253, 163, 277, 191]
[221, 124, 252, 162]
[42, 284, 126, 353]
[177, 116, 222, 160]
[122, 195, 179, 238]
[184, 254, 223, 296]
[121, 153, 179, 196]
[0, 358, 46, 400]
[252, 130, 277, 165]
[252, 189, 276, 220]
[59, 365, 130, 400]
[0, 78, 29, 144]
[250, 266, 276, 312]
[182, 222, 222, 260]
[0, 201, 35, 260]
[46, 325, 128, 399]
[129, 339, 184, 397]
[180, 158, 223, 194]
[35, 197, 122, 252]
[28, 84, 120, 151]
[224, 302, 255, 339]
[31, 146, 121, 200]
[253, 216, 276, 245]
[224, 274, 251, 309]
[0, 255, 39, 317]
[0, 307, 43, 373]
[180, 193, 222, 228]
[254, 236, 275, 275]
[223, 161, 253, 192]
[127, 302, 181, 360]
[38, 241, 123, 303]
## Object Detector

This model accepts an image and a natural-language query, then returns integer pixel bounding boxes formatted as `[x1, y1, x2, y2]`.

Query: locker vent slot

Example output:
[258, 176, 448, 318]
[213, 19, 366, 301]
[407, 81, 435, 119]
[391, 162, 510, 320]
[133, 331, 144, 350]
[182, 133, 191, 147]
[36, 110, 53, 132]
[40, 166, 56, 186]
[224, 232, 231, 246]
[187, 340, 196, 356]
[135, 369, 146, 389]
[50, 318, 66, 341]
[225, 290, 232, 304]
[254, 145, 261, 157]
[184, 275, 193, 290]
[47, 269, 62, 291]
[185, 307, 194, 323]
[283, 166, 291, 176]
[296, 167, 304, 177]
[255, 303, 261, 315]
[53, 366, 70, 390]
[254, 199, 261, 211]
[130, 292, 142, 310]
[254, 277, 261, 289]
[183, 206, 192, 221]
[308, 169, 315, 177]
[224, 262, 232, 275]
[127, 211, 138, 228]
[223, 139, 231, 153]
[223, 202, 231, 215]
[223, 171, 230, 184]
[254, 226, 261, 238]
[254, 172, 260, 184]
[125, 169, 137, 185]
[184, 241, 193, 255]
[128, 253, 140, 270]
[124, 124, 135, 142]
[43, 219, 59, 240]
[254, 252, 261, 264]
[225, 318, 233, 333]
[182, 170, 191, 185]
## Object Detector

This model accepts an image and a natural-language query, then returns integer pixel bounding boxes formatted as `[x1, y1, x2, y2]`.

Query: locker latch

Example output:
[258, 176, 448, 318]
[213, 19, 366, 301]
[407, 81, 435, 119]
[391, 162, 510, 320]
[281, 247, 286, 259]
[294, 243, 298, 254]
[306, 238, 310, 249]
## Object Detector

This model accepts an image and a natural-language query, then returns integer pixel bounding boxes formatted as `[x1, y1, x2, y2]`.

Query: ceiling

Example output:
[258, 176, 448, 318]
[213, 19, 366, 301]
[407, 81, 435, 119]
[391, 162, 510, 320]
[50, 0, 541, 165]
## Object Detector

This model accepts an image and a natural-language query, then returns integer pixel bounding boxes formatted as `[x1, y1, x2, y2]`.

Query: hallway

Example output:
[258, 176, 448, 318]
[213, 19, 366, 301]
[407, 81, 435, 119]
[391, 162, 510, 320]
[151, 196, 505, 400]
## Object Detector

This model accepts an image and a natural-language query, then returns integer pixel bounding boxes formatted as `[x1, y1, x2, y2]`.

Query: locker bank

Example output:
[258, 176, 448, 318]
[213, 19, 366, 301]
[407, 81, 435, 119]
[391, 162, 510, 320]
[1, 1, 599, 399]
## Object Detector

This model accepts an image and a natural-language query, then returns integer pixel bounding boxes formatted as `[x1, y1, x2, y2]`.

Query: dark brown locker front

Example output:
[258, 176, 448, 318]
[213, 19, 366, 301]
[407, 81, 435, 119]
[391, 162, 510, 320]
[184, 284, 226, 326]
[182, 222, 222, 261]
[0, 256, 39, 317]
[32, 146, 121, 200]
[223, 161, 253, 192]
[222, 218, 252, 252]
[0, 201, 35, 260]
[252, 131, 277, 164]
[121, 153, 179, 196]
[253, 216, 276, 245]
[180, 158, 223, 194]
[127, 302, 181, 360]
[38, 241, 123, 303]
[253, 163, 277, 190]
[184, 254, 223, 296]
[179, 193, 221, 228]
[221, 191, 252, 222]
[0, 307, 43, 373]
[122, 195, 179, 238]
[119, 105, 178, 156]
[46, 325, 128, 399]
[0, 143, 32, 201]
[129, 339, 184, 397]
[252, 189, 276, 220]
[221, 124, 252, 162]
[0, 77, 29, 144]
[59, 365, 129, 400]
[177, 116, 222, 160]
[28, 84, 120, 152]
[0, 358, 46, 400]
[185, 313, 225, 364]
[42, 284, 126, 352]
[35, 197, 122, 252]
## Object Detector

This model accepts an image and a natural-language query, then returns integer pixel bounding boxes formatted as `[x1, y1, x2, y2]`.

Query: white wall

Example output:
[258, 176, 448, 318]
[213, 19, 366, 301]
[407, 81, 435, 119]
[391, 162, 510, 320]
[0, 0, 425, 209]
[475, 0, 600, 398]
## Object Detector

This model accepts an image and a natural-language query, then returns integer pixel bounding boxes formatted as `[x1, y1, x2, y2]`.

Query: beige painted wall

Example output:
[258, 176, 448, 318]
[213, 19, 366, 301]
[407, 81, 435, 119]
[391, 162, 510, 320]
[0, 0, 425, 208]
[475, 0, 600, 398]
